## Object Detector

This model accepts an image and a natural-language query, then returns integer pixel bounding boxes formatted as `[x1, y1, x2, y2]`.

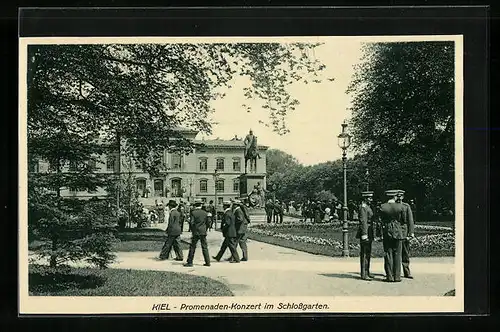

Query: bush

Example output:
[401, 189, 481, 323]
[29, 194, 117, 268]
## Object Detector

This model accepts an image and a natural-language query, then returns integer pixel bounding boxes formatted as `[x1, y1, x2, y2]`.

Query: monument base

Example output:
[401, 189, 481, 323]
[239, 173, 266, 200]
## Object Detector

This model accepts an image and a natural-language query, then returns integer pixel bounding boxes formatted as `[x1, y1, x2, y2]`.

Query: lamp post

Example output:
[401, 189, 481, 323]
[213, 169, 220, 228]
[337, 121, 352, 257]
[272, 183, 277, 223]
[189, 177, 193, 203]
[365, 166, 370, 191]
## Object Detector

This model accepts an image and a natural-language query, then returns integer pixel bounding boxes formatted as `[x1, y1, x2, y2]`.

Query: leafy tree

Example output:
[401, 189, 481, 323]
[347, 41, 455, 218]
[27, 43, 329, 266]
[265, 148, 302, 178]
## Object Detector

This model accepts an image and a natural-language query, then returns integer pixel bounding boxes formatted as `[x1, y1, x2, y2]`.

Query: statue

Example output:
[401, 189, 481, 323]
[244, 129, 260, 173]
[248, 182, 266, 208]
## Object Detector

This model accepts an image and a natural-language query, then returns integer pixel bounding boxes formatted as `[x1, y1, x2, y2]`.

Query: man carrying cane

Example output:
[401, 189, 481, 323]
[212, 201, 240, 263]
[184, 199, 211, 267]
[158, 200, 184, 261]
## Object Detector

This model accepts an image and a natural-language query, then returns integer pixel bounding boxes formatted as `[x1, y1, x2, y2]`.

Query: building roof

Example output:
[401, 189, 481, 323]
[193, 139, 268, 150]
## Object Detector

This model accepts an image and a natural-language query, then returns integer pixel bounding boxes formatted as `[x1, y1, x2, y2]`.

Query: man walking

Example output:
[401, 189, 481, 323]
[212, 201, 240, 263]
[184, 199, 211, 267]
[233, 199, 249, 261]
[356, 191, 375, 281]
[397, 190, 415, 279]
[379, 190, 405, 282]
[158, 200, 184, 261]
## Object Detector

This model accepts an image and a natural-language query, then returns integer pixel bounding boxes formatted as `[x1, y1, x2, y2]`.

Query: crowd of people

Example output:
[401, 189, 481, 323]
[153, 188, 417, 282]
[158, 198, 251, 266]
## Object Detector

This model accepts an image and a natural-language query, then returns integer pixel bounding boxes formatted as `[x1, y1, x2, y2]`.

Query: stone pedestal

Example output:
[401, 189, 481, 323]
[239, 173, 266, 199]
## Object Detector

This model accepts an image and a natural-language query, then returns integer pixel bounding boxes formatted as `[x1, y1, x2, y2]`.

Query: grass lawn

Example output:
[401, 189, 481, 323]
[29, 264, 233, 296]
[247, 221, 454, 258]
[29, 227, 190, 253]
[113, 228, 189, 252]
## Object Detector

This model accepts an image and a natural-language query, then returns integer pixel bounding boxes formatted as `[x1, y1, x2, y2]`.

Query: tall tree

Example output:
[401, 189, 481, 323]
[265, 148, 301, 178]
[27, 43, 330, 266]
[347, 41, 455, 216]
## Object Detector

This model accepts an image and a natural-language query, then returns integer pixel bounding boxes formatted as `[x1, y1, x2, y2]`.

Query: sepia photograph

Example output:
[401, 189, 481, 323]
[19, 35, 463, 314]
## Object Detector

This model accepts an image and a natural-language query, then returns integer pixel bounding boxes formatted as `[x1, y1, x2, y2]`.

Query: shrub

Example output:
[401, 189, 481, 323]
[29, 194, 117, 268]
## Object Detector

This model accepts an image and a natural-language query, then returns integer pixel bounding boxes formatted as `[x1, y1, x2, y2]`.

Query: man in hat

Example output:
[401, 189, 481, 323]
[379, 189, 405, 282]
[356, 191, 375, 280]
[233, 199, 249, 261]
[184, 199, 211, 267]
[158, 200, 184, 261]
[212, 201, 240, 263]
[396, 190, 415, 279]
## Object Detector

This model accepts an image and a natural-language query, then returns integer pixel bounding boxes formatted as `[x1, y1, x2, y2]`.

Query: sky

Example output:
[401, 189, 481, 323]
[198, 39, 365, 166]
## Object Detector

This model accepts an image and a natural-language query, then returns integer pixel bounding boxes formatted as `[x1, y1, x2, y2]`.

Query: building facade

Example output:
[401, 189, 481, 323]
[29, 128, 268, 207]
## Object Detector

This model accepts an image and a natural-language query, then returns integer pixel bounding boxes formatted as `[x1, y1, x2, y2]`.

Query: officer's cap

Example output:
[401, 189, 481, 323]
[361, 191, 374, 197]
[385, 189, 400, 197]
[398, 190, 405, 195]
[223, 200, 232, 206]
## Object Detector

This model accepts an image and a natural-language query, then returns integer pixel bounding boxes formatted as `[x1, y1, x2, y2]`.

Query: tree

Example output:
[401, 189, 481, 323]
[347, 41, 455, 217]
[27, 43, 330, 266]
[266, 148, 301, 178]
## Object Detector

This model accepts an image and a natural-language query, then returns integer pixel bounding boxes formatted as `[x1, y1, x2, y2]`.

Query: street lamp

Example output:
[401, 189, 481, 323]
[365, 166, 370, 191]
[271, 183, 277, 223]
[337, 121, 352, 257]
[189, 177, 193, 203]
[213, 169, 220, 229]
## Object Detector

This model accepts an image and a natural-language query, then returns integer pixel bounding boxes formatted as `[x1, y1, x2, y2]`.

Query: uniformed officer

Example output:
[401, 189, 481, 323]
[379, 190, 405, 282]
[212, 201, 240, 263]
[184, 199, 211, 267]
[356, 191, 375, 281]
[397, 190, 415, 279]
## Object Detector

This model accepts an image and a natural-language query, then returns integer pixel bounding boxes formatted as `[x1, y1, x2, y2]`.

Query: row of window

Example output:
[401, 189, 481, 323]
[30, 155, 247, 173]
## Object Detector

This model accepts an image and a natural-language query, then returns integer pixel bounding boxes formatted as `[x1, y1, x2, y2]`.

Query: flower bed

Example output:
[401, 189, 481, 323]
[248, 227, 360, 250]
[250, 221, 453, 232]
[247, 221, 455, 257]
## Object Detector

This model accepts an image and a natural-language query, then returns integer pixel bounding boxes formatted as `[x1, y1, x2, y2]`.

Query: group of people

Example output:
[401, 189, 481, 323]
[356, 189, 415, 282]
[158, 198, 250, 266]
[146, 199, 218, 232]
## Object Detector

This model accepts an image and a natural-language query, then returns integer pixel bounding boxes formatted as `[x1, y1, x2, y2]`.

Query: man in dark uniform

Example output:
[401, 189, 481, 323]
[379, 190, 405, 282]
[397, 190, 415, 279]
[212, 201, 240, 263]
[233, 199, 249, 261]
[274, 200, 284, 224]
[265, 199, 274, 223]
[158, 200, 184, 261]
[184, 199, 211, 267]
[355, 191, 375, 281]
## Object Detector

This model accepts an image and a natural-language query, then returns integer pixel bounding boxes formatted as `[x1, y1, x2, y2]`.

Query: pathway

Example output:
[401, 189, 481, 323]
[111, 231, 455, 296]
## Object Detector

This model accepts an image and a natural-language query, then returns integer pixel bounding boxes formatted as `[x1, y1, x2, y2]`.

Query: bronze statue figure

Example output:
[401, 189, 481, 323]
[244, 129, 260, 173]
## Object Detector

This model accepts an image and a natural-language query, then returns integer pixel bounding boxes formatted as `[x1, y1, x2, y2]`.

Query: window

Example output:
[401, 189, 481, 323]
[216, 158, 224, 171]
[218, 197, 223, 206]
[106, 155, 116, 171]
[233, 179, 240, 192]
[69, 187, 78, 193]
[199, 179, 208, 193]
[199, 158, 207, 171]
[171, 153, 183, 170]
[232, 158, 241, 172]
[216, 179, 225, 193]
